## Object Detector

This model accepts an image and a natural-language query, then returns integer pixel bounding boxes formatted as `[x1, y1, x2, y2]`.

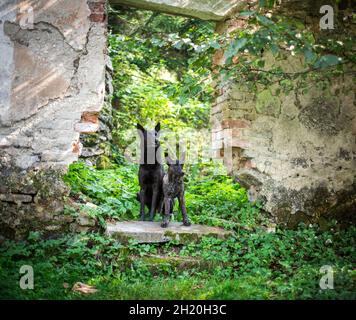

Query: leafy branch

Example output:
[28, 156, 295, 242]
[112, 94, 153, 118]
[215, 9, 355, 91]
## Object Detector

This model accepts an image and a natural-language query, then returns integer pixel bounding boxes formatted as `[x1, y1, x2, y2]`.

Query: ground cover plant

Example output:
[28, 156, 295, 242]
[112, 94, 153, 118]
[1, 221, 355, 299]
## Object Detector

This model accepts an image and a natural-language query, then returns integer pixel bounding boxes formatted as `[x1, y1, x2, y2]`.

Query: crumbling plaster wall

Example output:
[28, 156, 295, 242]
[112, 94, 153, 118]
[0, 0, 108, 238]
[211, 1, 356, 226]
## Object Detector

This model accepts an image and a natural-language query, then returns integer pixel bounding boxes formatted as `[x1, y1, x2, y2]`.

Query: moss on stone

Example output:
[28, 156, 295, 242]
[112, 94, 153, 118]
[256, 89, 281, 118]
[137, 254, 224, 273]
[96, 155, 112, 170]
[163, 230, 230, 244]
[110, 232, 132, 244]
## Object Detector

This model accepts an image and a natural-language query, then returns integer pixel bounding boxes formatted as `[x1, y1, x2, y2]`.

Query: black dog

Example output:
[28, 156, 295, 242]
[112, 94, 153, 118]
[137, 123, 164, 221]
[161, 153, 191, 228]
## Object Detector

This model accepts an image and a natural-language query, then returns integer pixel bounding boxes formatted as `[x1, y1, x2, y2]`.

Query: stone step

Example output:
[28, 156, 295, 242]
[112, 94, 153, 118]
[106, 221, 233, 244]
[129, 254, 225, 273]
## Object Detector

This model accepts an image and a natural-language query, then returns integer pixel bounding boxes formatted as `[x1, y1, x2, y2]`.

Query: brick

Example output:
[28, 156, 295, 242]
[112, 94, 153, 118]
[90, 13, 106, 23]
[211, 149, 224, 159]
[81, 112, 99, 124]
[215, 89, 230, 104]
[72, 141, 83, 155]
[229, 138, 250, 149]
[211, 139, 223, 150]
[222, 119, 250, 129]
[231, 128, 242, 138]
[243, 159, 256, 169]
[89, 1, 106, 23]
[212, 130, 224, 140]
[210, 104, 222, 115]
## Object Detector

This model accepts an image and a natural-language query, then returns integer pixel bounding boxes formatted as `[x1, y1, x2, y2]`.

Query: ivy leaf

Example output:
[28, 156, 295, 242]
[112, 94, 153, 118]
[209, 40, 221, 49]
[256, 15, 274, 26]
[239, 11, 256, 17]
[313, 54, 341, 69]
[303, 48, 317, 63]
[271, 43, 279, 56]
[224, 38, 248, 60]
[259, 0, 266, 7]
[257, 59, 265, 68]
[259, 0, 276, 8]
[173, 40, 184, 49]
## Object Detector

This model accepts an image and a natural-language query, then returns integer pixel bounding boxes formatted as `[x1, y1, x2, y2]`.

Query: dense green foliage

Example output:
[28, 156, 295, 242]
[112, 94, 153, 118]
[1, 225, 355, 299]
[63, 162, 140, 225]
[62, 160, 259, 230]
[219, 1, 355, 93]
[108, 7, 216, 149]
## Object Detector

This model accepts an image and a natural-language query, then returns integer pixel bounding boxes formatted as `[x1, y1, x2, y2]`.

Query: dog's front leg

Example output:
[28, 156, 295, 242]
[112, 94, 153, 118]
[179, 195, 191, 226]
[161, 197, 171, 228]
[149, 188, 158, 221]
[139, 187, 146, 221]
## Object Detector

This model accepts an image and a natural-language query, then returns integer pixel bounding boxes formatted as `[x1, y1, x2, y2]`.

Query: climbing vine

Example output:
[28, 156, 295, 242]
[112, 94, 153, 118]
[217, 2, 355, 93]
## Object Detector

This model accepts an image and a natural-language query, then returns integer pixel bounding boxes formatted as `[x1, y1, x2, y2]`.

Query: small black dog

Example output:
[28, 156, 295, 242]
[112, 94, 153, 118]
[137, 123, 164, 221]
[161, 153, 191, 228]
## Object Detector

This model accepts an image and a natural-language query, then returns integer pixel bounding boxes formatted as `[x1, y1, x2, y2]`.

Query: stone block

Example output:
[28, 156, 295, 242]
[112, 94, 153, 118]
[74, 122, 100, 133]
[77, 212, 96, 227]
[229, 138, 250, 149]
[0, 193, 33, 204]
[211, 139, 223, 150]
[106, 221, 232, 244]
[41, 150, 77, 163]
[15, 154, 40, 169]
[210, 104, 222, 115]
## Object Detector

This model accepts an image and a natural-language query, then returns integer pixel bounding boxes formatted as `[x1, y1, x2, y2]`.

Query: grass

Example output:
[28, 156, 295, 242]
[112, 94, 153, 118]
[0, 216, 355, 299]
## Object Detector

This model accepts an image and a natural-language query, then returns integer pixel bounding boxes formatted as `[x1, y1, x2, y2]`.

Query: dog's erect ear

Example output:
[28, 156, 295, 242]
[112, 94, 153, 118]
[137, 123, 145, 132]
[180, 151, 186, 164]
[165, 154, 174, 166]
[155, 122, 161, 133]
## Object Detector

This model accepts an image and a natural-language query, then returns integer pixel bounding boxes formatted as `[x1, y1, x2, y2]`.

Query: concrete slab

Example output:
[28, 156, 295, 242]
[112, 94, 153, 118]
[106, 220, 233, 243]
[110, 0, 243, 21]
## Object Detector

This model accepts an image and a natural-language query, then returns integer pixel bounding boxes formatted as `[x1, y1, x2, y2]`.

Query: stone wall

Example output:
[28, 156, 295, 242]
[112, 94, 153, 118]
[211, 1, 356, 227]
[0, 0, 108, 239]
